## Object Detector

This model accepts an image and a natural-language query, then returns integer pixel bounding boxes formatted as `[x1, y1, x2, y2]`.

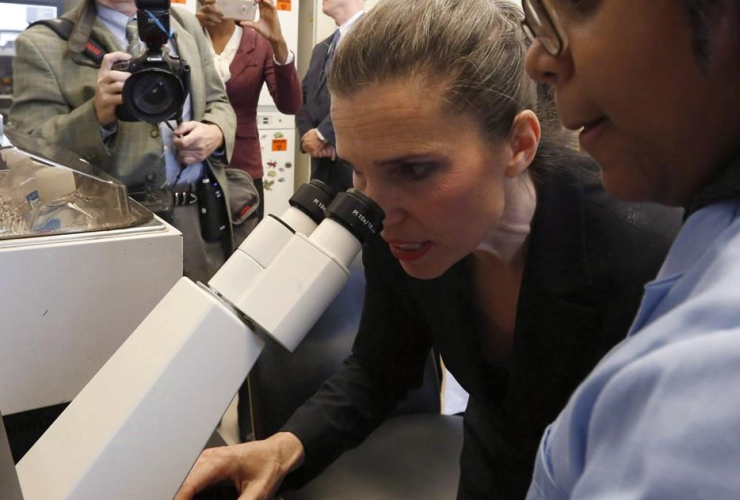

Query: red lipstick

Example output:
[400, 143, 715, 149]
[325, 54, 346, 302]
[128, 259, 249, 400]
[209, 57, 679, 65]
[387, 241, 432, 262]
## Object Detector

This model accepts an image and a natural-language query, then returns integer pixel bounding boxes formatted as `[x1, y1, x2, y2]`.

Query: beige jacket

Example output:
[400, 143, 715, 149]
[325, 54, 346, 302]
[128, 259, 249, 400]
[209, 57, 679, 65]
[10, 0, 236, 225]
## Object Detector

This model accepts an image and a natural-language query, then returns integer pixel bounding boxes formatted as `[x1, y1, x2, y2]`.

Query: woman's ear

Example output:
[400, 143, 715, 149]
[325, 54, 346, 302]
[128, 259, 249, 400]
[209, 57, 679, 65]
[505, 110, 541, 178]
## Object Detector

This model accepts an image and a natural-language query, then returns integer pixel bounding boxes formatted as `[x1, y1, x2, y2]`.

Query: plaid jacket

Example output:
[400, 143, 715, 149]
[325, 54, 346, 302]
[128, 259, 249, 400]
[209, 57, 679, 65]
[10, 0, 236, 226]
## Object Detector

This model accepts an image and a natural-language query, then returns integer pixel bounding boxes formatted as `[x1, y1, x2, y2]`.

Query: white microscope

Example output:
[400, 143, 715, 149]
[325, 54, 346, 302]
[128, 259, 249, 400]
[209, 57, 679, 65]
[12, 180, 384, 500]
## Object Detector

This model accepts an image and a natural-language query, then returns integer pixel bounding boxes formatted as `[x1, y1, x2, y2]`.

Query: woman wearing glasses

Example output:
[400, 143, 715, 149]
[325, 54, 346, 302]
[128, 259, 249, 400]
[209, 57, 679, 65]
[523, 1, 740, 499]
[175, 1, 680, 499]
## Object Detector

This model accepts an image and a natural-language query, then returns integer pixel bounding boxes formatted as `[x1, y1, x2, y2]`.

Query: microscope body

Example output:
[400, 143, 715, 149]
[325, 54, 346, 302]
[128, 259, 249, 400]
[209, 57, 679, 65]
[15, 184, 382, 500]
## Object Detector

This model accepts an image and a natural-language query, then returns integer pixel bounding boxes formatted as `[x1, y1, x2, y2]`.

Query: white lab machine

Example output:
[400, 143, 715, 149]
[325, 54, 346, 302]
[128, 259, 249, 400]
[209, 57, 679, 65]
[0, 128, 182, 417]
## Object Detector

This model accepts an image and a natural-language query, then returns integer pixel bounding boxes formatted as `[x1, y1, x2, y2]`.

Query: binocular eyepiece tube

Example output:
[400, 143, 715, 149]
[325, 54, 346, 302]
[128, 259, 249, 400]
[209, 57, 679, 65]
[208, 179, 337, 298]
[208, 181, 384, 352]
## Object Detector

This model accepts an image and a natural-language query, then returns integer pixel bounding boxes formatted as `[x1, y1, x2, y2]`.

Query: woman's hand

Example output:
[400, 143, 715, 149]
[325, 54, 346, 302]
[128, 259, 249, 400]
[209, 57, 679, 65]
[241, 0, 290, 63]
[173, 432, 305, 500]
[196, 0, 224, 29]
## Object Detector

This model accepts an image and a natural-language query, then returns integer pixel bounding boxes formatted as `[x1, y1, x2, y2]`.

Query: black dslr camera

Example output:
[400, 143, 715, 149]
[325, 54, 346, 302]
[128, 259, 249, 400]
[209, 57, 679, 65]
[113, 0, 191, 124]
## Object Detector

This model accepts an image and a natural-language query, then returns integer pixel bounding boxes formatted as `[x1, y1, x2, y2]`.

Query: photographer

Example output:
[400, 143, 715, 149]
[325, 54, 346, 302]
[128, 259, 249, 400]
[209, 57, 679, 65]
[9, 0, 237, 284]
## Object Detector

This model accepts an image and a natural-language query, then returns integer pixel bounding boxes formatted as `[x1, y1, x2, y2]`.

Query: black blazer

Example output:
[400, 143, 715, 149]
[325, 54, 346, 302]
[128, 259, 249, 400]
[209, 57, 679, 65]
[295, 32, 335, 145]
[282, 157, 682, 499]
[294, 31, 354, 192]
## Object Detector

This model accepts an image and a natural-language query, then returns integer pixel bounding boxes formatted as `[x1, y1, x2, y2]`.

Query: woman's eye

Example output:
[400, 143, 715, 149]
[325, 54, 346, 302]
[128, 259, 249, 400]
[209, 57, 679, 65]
[399, 162, 435, 180]
[551, 0, 595, 12]
[563, 0, 599, 13]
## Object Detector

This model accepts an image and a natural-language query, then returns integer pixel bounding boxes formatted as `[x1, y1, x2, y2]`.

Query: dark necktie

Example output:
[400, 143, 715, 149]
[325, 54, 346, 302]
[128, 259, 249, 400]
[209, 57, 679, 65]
[323, 29, 341, 75]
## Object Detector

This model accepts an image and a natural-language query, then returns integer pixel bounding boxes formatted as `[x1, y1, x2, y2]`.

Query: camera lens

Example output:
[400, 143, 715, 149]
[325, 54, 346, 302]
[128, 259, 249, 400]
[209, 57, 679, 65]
[123, 68, 186, 123]
[325, 189, 384, 244]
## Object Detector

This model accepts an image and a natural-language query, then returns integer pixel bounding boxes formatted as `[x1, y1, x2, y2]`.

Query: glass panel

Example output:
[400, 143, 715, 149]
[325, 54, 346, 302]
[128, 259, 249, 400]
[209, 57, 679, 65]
[0, 128, 153, 240]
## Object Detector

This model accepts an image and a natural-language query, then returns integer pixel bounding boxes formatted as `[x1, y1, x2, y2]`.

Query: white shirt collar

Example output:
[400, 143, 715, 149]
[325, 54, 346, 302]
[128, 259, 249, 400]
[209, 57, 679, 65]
[205, 25, 243, 84]
[95, 3, 133, 49]
[338, 9, 364, 36]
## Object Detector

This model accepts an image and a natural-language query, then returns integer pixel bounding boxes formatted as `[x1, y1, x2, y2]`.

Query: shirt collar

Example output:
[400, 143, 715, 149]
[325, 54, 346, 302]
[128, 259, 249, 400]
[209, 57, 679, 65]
[338, 9, 364, 36]
[95, 3, 133, 49]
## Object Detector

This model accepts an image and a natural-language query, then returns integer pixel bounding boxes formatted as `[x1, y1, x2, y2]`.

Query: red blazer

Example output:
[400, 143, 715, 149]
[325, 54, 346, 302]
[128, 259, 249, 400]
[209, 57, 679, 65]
[225, 28, 302, 180]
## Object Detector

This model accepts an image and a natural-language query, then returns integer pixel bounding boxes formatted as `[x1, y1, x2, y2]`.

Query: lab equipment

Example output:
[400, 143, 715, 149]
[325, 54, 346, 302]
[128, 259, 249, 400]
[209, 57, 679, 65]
[16, 178, 383, 500]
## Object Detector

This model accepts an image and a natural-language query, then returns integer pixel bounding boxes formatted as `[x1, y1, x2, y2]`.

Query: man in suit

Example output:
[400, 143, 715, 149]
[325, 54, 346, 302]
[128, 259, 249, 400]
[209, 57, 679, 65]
[10, 0, 236, 284]
[295, 0, 364, 193]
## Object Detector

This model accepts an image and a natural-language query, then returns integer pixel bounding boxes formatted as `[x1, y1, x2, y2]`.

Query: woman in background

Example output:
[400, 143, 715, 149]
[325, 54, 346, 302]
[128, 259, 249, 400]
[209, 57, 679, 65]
[176, 1, 681, 499]
[197, 0, 302, 222]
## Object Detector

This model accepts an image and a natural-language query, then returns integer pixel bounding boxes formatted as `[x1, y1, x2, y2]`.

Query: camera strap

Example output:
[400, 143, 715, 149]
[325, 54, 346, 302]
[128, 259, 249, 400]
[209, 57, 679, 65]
[28, 18, 107, 65]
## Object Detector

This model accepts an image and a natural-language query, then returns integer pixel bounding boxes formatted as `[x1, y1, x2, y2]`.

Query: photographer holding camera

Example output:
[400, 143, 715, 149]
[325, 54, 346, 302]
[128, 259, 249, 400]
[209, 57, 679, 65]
[10, 0, 237, 284]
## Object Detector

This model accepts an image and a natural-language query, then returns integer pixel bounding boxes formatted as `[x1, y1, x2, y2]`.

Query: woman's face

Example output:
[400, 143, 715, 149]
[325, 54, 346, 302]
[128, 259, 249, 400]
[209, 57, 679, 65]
[524, 0, 740, 206]
[332, 80, 517, 280]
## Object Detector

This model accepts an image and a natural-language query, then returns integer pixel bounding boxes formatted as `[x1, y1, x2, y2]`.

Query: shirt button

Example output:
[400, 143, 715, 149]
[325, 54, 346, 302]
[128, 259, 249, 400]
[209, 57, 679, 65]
[150, 129, 159, 138]
[145, 173, 155, 181]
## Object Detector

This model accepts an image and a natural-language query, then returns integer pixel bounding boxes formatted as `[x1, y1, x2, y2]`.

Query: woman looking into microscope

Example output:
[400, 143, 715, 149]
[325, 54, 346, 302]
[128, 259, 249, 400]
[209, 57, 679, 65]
[176, 1, 680, 499]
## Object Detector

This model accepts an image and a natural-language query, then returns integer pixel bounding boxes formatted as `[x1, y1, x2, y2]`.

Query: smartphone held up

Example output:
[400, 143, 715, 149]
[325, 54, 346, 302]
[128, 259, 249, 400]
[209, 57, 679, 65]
[215, 0, 257, 21]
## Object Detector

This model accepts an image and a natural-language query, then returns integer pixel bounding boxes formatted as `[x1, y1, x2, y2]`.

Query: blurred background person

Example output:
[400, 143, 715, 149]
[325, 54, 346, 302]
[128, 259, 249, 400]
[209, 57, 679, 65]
[197, 0, 301, 223]
[295, 0, 364, 192]
[10, 0, 236, 284]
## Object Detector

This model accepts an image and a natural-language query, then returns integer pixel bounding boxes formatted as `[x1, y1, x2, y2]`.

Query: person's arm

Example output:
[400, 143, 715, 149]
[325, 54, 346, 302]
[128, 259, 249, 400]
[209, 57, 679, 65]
[173, 240, 432, 500]
[262, 43, 302, 115]
[279, 239, 433, 487]
[561, 336, 740, 500]
[316, 110, 336, 147]
[174, 433, 304, 500]
[240, 0, 302, 115]
[295, 44, 322, 139]
[178, 6, 236, 165]
[9, 29, 128, 166]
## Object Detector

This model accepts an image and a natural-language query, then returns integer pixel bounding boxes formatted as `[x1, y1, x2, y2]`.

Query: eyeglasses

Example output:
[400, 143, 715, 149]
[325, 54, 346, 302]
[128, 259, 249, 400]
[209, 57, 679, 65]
[520, 0, 568, 56]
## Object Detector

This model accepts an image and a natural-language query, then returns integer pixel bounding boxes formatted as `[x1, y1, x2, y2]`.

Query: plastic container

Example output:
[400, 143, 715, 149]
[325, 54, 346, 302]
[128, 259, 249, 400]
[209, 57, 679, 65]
[1, 149, 37, 236]
[27, 168, 98, 233]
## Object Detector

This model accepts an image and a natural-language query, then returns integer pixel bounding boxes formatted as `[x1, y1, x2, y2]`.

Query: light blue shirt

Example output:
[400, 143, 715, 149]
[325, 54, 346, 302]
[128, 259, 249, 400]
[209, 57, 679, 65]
[97, 4, 202, 186]
[527, 199, 740, 500]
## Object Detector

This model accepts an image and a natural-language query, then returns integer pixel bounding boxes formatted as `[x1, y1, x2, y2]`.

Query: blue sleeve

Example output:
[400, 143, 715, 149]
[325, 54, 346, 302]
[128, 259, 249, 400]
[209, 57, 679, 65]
[571, 332, 740, 500]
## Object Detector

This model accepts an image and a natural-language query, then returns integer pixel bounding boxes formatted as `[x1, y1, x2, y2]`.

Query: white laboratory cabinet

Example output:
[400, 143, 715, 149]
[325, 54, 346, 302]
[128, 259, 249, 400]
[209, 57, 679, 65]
[0, 130, 182, 416]
[258, 111, 297, 215]
[0, 221, 182, 415]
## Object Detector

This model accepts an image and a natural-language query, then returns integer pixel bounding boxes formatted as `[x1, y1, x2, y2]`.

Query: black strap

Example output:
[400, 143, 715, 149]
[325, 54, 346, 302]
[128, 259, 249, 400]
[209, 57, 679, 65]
[28, 18, 107, 65]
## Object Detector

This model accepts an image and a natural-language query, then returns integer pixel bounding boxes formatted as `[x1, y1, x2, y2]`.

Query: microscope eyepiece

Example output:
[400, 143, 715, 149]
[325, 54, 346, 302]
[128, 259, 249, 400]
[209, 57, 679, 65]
[288, 179, 336, 224]
[325, 189, 385, 244]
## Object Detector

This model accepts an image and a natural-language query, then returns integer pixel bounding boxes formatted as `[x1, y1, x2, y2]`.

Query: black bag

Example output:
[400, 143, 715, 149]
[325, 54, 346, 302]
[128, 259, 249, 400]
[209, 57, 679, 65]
[224, 168, 260, 250]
